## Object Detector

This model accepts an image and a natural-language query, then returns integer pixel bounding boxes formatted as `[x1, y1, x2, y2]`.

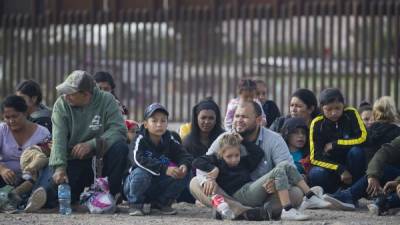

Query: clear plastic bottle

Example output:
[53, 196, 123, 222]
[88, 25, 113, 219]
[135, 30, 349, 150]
[211, 194, 235, 220]
[58, 183, 72, 215]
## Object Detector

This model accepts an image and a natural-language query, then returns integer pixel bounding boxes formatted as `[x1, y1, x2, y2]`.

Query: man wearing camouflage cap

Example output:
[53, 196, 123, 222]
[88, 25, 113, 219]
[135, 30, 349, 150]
[48, 70, 128, 205]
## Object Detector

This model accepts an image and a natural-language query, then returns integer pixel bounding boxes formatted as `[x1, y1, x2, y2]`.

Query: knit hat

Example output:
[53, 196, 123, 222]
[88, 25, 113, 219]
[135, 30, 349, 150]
[281, 117, 308, 142]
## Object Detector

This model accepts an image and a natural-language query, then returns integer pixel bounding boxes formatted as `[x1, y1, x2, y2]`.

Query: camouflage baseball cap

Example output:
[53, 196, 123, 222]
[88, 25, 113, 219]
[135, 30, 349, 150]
[56, 70, 95, 95]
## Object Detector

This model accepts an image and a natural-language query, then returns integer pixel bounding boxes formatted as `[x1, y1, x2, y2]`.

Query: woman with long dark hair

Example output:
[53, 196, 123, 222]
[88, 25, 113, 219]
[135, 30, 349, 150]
[183, 98, 225, 159]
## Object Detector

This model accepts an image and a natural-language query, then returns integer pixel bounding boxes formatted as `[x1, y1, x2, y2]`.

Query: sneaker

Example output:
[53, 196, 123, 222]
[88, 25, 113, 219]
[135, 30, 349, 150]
[128, 204, 145, 216]
[323, 190, 355, 211]
[142, 203, 151, 215]
[280, 208, 310, 221]
[151, 201, 177, 215]
[310, 186, 324, 198]
[157, 204, 177, 215]
[367, 203, 380, 216]
[24, 187, 47, 213]
[299, 195, 331, 210]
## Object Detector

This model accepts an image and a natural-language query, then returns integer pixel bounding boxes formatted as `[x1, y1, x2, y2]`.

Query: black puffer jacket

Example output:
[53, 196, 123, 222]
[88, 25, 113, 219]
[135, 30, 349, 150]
[127, 126, 193, 176]
[364, 121, 400, 162]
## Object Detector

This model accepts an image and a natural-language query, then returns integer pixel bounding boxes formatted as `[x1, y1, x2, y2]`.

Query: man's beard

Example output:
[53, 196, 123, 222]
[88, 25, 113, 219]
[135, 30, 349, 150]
[239, 124, 257, 138]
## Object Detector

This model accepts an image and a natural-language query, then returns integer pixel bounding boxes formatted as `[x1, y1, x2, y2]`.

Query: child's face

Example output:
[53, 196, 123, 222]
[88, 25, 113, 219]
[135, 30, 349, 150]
[360, 110, 373, 128]
[239, 90, 256, 102]
[322, 101, 344, 122]
[288, 128, 307, 150]
[222, 146, 241, 167]
[144, 111, 168, 137]
[256, 83, 267, 104]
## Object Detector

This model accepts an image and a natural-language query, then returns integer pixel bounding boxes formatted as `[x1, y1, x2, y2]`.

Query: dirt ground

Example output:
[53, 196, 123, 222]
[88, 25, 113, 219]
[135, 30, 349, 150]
[1, 200, 399, 225]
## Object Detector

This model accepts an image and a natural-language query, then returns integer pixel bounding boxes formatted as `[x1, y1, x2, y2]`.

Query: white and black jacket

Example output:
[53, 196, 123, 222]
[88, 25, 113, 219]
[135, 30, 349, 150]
[127, 127, 193, 176]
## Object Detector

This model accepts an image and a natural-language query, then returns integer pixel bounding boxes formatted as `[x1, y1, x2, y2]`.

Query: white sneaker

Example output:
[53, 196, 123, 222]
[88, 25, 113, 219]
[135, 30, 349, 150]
[24, 187, 47, 213]
[281, 208, 310, 221]
[367, 203, 379, 216]
[310, 186, 324, 198]
[299, 195, 331, 210]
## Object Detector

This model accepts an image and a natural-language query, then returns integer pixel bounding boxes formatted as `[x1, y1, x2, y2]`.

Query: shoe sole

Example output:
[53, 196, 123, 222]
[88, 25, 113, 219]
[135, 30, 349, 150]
[24, 187, 47, 213]
[281, 215, 310, 221]
[159, 210, 177, 215]
[323, 194, 355, 211]
[129, 212, 145, 216]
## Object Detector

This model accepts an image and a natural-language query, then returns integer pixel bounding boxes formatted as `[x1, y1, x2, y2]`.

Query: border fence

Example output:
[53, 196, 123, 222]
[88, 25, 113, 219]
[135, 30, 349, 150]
[1, 0, 399, 122]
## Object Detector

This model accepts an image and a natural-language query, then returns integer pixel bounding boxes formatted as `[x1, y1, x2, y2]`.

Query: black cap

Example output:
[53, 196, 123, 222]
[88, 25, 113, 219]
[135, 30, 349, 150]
[144, 103, 169, 119]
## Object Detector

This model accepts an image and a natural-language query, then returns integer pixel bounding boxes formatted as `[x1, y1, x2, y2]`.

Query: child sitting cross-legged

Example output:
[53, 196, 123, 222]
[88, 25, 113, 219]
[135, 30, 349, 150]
[123, 103, 193, 216]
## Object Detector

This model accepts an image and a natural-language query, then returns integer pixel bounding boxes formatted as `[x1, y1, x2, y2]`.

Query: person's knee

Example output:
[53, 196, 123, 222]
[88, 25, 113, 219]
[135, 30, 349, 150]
[347, 146, 365, 161]
[107, 140, 129, 157]
[276, 160, 291, 169]
[189, 177, 202, 195]
[308, 167, 328, 184]
[130, 168, 153, 181]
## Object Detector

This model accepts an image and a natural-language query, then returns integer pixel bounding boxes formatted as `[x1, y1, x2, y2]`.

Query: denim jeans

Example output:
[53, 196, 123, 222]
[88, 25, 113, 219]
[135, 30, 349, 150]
[349, 165, 400, 201]
[308, 146, 366, 193]
[123, 167, 189, 205]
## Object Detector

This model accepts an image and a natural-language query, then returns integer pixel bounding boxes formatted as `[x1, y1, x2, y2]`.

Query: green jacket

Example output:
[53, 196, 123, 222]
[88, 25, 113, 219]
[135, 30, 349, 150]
[49, 87, 127, 170]
[367, 136, 400, 183]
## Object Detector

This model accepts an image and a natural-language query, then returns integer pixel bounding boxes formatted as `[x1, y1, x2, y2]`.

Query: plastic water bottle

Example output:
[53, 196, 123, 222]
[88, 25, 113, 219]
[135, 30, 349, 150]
[58, 183, 72, 215]
[211, 194, 235, 220]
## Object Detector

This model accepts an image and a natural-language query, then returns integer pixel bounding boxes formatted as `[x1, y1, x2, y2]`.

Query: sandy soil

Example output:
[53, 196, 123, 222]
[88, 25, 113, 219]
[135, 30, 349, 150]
[1, 201, 399, 225]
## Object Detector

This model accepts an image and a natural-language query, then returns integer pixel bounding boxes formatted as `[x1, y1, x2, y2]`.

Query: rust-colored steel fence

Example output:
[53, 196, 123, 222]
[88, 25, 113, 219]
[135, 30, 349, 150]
[1, 0, 399, 122]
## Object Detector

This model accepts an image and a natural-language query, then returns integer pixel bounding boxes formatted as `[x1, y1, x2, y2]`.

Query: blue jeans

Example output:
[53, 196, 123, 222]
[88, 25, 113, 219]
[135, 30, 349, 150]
[308, 146, 366, 193]
[383, 193, 400, 209]
[349, 165, 400, 201]
[123, 167, 189, 205]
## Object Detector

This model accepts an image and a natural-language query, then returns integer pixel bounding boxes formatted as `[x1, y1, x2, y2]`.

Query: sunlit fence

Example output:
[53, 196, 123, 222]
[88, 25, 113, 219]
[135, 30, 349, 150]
[1, 0, 399, 122]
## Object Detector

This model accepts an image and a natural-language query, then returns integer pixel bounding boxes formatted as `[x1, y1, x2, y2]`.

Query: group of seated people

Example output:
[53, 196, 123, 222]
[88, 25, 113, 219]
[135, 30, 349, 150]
[0, 70, 399, 221]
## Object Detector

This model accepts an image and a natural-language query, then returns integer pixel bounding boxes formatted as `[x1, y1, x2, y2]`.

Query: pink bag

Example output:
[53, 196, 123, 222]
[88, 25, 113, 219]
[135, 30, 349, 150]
[80, 177, 116, 214]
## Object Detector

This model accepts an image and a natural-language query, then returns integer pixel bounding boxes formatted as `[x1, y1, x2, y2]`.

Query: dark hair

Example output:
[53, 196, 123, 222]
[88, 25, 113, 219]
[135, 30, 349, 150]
[16, 80, 43, 105]
[93, 71, 116, 90]
[1, 95, 28, 113]
[291, 88, 319, 118]
[281, 117, 308, 144]
[237, 79, 257, 94]
[189, 98, 224, 144]
[319, 88, 345, 106]
[252, 101, 263, 117]
[358, 101, 372, 114]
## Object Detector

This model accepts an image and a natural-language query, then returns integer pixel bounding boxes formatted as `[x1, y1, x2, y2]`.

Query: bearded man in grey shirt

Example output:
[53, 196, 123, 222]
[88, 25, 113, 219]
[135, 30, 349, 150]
[189, 101, 303, 219]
